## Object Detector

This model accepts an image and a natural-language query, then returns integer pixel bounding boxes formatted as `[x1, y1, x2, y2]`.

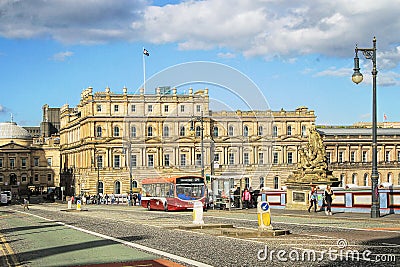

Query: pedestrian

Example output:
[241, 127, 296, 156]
[105, 194, 109, 205]
[23, 198, 29, 211]
[111, 194, 115, 204]
[308, 186, 318, 212]
[132, 194, 137, 206]
[324, 185, 334, 215]
[242, 188, 251, 209]
[138, 191, 142, 206]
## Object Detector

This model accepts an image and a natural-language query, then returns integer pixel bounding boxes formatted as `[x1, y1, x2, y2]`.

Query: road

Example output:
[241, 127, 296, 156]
[0, 203, 399, 267]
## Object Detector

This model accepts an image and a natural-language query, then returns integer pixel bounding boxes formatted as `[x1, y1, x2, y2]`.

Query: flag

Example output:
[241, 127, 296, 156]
[384, 114, 387, 121]
[143, 48, 150, 56]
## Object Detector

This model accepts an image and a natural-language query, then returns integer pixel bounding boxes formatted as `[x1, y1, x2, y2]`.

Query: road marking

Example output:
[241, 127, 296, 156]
[13, 210, 213, 267]
[0, 235, 20, 267]
[206, 215, 400, 233]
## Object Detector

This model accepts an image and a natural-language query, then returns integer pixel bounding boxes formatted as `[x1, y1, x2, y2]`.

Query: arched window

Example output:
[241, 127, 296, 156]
[179, 126, 185, 137]
[131, 126, 136, 138]
[163, 125, 169, 137]
[363, 173, 369, 186]
[243, 125, 249, 137]
[273, 176, 279, 189]
[259, 177, 265, 189]
[245, 177, 250, 189]
[114, 181, 121, 194]
[287, 125, 292, 136]
[113, 126, 120, 137]
[96, 126, 102, 137]
[147, 126, 153, 137]
[213, 126, 219, 137]
[132, 181, 138, 188]
[228, 125, 234, 136]
[195, 126, 201, 137]
[352, 173, 357, 185]
[273, 126, 278, 137]
[398, 173, 400, 185]
[340, 173, 345, 186]
[301, 125, 307, 137]
[258, 126, 263, 136]
[388, 173, 392, 184]
[98, 181, 104, 195]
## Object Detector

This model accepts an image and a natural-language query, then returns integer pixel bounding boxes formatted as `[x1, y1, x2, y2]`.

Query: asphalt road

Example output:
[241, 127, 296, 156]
[0, 203, 399, 267]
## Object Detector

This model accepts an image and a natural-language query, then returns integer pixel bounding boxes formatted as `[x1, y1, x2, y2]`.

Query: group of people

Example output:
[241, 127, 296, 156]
[308, 185, 335, 215]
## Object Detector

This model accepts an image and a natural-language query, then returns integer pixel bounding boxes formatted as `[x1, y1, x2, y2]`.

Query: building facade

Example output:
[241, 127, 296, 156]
[320, 127, 400, 187]
[59, 87, 400, 197]
[0, 121, 60, 198]
[59, 87, 317, 196]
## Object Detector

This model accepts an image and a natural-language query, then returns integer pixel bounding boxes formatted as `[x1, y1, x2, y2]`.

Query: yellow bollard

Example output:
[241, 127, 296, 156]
[76, 200, 81, 211]
[257, 201, 272, 231]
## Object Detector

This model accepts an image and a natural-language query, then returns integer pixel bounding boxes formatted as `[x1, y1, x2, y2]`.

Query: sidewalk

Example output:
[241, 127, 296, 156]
[0, 207, 184, 267]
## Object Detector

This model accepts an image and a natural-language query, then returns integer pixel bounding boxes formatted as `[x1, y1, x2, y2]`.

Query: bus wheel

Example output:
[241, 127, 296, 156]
[147, 202, 151, 211]
[163, 202, 168, 211]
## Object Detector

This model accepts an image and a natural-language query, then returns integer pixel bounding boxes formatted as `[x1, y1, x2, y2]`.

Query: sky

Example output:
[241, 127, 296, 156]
[0, 0, 400, 127]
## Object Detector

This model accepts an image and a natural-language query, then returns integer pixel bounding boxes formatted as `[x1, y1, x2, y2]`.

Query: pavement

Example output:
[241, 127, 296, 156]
[0, 205, 186, 267]
[1, 203, 399, 267]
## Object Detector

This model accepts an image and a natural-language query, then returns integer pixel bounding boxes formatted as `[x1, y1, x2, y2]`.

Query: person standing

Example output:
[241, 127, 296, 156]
[308, 186, 318, 212]
[242, 188, 251, 209]
[23, 198, 29, 211]
[324, 185, 334, 215]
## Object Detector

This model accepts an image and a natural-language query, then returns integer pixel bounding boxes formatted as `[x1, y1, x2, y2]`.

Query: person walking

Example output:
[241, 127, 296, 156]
[324, 185, 334, 215]
[242, 188, 251, 209]
[23, 198, 29, 211]
[308, 186, 318, 212]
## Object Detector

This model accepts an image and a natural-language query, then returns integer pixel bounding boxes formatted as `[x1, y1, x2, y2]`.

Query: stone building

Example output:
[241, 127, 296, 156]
[59, 87, 316, 196]
[0, 121, 60, 198]
[319, 127, 400, 187]
[59, 87, 400, 197]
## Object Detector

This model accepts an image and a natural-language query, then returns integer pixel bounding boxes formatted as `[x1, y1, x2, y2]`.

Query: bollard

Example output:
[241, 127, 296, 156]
[67, 197, 72, 210]
[257, 201, 272, 231]
[76, 200, 81, 211]
[192, 201, 204, 224]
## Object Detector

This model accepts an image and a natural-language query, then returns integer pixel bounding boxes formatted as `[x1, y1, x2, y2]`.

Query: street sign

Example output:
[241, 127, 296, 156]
[261, 202, 269, 212]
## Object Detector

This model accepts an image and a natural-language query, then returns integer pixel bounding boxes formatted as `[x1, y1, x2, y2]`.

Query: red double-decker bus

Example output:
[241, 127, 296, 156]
[141, 176, 207, 211]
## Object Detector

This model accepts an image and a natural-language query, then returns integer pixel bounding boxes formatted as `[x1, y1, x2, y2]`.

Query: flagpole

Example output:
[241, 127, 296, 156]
[142, 47, 146, 91]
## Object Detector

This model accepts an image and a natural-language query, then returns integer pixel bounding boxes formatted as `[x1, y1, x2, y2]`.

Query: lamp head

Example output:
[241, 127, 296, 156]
[352, 53, 363, 84]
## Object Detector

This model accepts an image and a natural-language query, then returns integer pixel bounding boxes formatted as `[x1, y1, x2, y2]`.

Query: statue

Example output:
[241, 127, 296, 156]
[297, 127, 327, 172]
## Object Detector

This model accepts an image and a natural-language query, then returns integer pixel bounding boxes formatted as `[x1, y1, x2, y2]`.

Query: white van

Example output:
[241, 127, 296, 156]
[0, 191, 11, 204]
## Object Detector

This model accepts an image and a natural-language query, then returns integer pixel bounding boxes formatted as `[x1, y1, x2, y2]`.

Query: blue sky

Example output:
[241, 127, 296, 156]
[0, 0, 400, 126]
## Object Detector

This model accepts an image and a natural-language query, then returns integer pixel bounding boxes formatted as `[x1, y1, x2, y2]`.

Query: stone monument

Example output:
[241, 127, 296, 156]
[285, 126, 339, 210]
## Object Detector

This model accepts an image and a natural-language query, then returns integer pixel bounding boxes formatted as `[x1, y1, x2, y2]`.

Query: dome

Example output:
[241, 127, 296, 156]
[0, 122, 32, 140]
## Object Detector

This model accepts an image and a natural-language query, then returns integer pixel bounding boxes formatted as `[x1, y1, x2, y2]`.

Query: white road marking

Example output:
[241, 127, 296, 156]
[13, 209, 213, 267]
[206, 215, 400, 233]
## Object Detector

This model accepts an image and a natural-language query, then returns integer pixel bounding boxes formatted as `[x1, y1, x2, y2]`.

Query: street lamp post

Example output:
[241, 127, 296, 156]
[127, 142, 133, 206]
[94, 148, 100, 205]
[352, 37, 380, 218]
[191, 111, 205, 178]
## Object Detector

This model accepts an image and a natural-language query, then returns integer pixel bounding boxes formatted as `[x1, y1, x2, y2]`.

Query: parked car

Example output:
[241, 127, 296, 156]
[1, 191, 12, 204]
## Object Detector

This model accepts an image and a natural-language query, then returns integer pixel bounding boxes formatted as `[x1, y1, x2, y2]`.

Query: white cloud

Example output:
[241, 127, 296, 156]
[217, 52, 236, 59]
[0, 104, 7, 113]
[0, 0, 400, 70]
[315, 67, 350, 77]
[52, 51, 74, 61]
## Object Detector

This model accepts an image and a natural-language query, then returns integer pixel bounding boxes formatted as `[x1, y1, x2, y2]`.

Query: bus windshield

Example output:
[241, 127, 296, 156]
[176, 184, 204, 200]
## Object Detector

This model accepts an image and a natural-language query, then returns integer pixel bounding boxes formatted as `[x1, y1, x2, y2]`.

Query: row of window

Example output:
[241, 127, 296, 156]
[96, 180, 138, 195]
[96, 103, 203, 114]
[98, 151, 282, 169]
[0, 158, 52, 168]
[0, 173, 53, 184]
[339, 172, 400, 186]
[95, 124, 308, 138]
[327, 150, 400, 163]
